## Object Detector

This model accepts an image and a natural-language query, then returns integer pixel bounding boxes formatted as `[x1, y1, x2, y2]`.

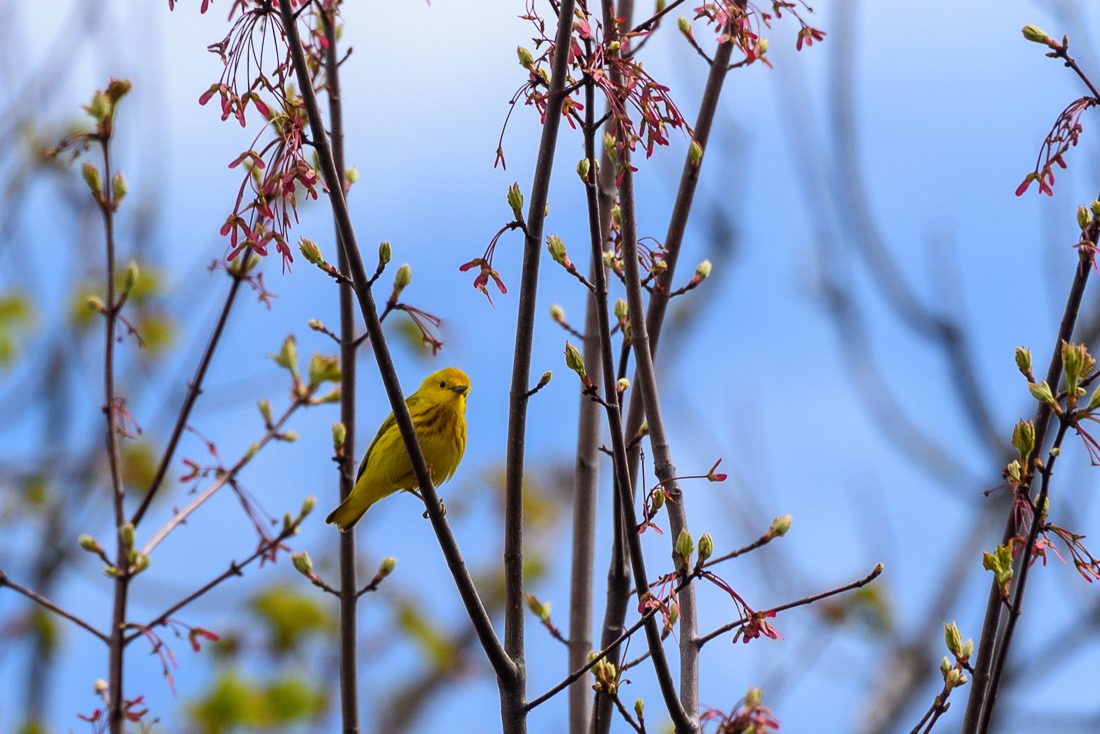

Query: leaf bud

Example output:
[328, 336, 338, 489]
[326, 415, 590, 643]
[1021, 24, 1051, 44]
[345, 166, 359, 185]
[537, 370, 553, 389]
[378, 556, 397, 577]
[635, 699, 644, 718]
[1092, 200, 1100, 219]
[1028, 380, 1055, 406]
[614, 297, 628, 319]
[651, 487, 665, 511]
[332, 422, 346, 450]
[769, 514, 792, 537]
[273, 334, 298, 375]
[517, 46, 535, 68]
[299, 238, 323, 266]
[526, 593, 551, 622]
[1014, 346, 1031, 377]
[308, 353, 341, 386]
[616, 377, 630, 393]
[118, 523, 135, 550]
[393, 263, 412, 298]
[944, 621, 962, 656]
[547, 235, 567, 265]
[688, 139, 703, 168]
[550, 304, 566, 324]
[105, 78, 132, 104]
[82, 162, 102, 197]
[112, 172, 127, 207]
[300, 495, 316, 516]
[1078, 204, 1092, 230]
[695, 259, 712, 281]
[697, 532, 714, 562]
[79, 535, 101, 553]
[507, 182, 524, 219]
[257, 399, 272, 423]
[674, 528, 694, 561]
[564, 341, 587, 380]
[1011, 420, 1035, 460]
[292, 551, 313, 576]
[122, 261, 139, 294]
[577, 157, 591, 180]
[378, 240, 391, 265]
[678, 16, 691, 36]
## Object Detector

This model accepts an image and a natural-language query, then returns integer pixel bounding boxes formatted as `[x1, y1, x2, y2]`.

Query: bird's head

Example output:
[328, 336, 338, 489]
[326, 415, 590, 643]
[421, 367, 471, 404]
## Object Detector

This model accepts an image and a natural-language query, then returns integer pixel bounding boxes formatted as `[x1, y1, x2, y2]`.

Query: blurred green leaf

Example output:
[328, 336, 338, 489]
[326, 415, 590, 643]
[250, 584, 334, 654]
[395, 600, 456, 672]
[0, 291, 34, 369]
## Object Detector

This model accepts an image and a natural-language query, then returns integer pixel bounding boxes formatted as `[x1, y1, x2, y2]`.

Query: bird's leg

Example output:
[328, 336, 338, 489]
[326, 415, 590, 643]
[411, 488, 447, 519]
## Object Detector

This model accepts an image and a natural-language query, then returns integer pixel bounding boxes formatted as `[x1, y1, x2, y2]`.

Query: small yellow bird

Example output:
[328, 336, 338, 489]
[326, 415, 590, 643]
[326, 367, 470, 531]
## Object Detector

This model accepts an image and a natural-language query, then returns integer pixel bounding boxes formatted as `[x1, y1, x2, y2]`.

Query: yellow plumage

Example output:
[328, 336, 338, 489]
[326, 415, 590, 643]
[325, 367, 470, 531]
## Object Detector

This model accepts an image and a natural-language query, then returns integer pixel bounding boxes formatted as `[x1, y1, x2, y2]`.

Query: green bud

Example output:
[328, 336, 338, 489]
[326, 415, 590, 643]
[257, 399, 272, 423]
[961, 639, 973, 658]
[308, 353, 341, 386]
[130, 553, 150, 574]
[944, 621, 962, 655]
[1092, 200, 1100, 219]
[1088, 386, 1100, 411]
[299, 238, 323, 266]
[281, 431, 298, 443]
[688, 139, 703, 168]
[82, 162, 102, 197]
[517, 46, 535, 67]
[378, 241, 391, 265]
[123, 261, 139, 294]
[1005, 459, 1022, 484]
[940, 656, 952, 677]
[547, 235, 567, 265]
[112, 172, 127, 207]
[1078, 204, 1091, 230]
[651, 487, 665, 511]
[1028, 380, 1055, 406]
[345, 166, 359, 185]
[79, 535, 101, 553]
[378, 556, 397, 576]
[292, 551, 313, 576]
[745, 688, 763, 707]
[695, 259, 712, 281]
[611, 205, 621, 227]
[758, 38, 769, 54]
[118, 523, 135, 550]
[677, 16, 691, 36]
[273, 334, 298, 375]
[537, 371, 553, 388]
[697, 532, 714, 562]
[1011, 420, 1035, 459]
[616, 377, 630, 393]
[332, 422, 346, 449]
[1021, 24, 1051, 44]
[301, 496, 316, 516]
[507, 183, 524, 219]
[307, 319, 324, 331]
[577, 157, 591, 180]
[1014, 346, 1031, 376]
[550, 304, 566, 323]
[103, 565, 121, 578]
[84, 92, 112, 124]
[393, 263, 412, 295]
[602, 250, 615, 269]
[84, 295, 105, 314]
[564, 341, 587, 380]
[526, 593, 551, 622]
[317, 388, 341, 404]
[674, 528, 694, 560]
[770, 514, 792, 537]
[614, 298, 628, 319]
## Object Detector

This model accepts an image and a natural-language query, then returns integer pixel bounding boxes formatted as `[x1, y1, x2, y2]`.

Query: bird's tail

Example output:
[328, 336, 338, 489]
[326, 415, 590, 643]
[325, 496, 372, 532]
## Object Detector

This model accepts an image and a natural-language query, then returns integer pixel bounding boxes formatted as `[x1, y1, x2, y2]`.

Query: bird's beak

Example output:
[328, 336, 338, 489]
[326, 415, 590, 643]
[452, 385, 469, 395]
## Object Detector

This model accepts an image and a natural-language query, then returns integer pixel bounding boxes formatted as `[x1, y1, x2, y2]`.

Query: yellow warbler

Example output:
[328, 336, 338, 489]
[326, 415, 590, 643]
[326, 367, 470, 531]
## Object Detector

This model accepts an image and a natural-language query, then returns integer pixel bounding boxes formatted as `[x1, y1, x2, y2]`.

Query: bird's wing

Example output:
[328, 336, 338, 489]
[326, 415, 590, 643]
[355, 393, 422, 481]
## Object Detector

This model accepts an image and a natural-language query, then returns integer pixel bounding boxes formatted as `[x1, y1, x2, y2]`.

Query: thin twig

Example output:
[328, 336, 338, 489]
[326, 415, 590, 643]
[0, 571, 109, 643]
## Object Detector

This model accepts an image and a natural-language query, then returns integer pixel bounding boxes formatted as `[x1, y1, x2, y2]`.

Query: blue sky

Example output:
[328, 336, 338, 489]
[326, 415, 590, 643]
[4, 1, 1100, 732]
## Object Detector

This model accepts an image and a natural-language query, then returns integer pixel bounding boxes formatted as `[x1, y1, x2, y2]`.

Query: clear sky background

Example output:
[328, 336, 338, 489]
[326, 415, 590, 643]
[3, 1, 1100, 732]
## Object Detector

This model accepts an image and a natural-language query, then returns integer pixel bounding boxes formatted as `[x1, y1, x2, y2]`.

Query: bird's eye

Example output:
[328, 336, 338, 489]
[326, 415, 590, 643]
[439, 381, 446, 388]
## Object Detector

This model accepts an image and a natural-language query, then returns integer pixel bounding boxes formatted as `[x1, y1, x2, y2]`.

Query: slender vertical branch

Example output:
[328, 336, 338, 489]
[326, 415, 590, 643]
[320, 5, 360, 733]
[964, 246, 1094, 733]
[618, 161, 699, 720]
[97, 122, 129, 734]
[276, 0, 517, 711]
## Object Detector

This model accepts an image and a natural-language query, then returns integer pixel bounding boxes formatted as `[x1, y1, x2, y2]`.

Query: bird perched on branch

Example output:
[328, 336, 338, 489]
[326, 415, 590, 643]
[326, 367, 470, 531]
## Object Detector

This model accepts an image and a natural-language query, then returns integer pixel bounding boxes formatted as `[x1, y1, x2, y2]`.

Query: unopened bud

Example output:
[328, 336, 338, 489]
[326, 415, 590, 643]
[118, 523, 135, 549]
[577, 158, 591, 180]
[1078, 204, 1092, 230]
[507, 183, 524, 219]
[1092, 200, 1100, 219]
[85, 295, 105, 313]
[378, 556, 397, 576]
[537, 371, 553, 389]
[332, 422, 346, 449]
[82, 163, 102, 197]
[547, 235, 567, 265]
[697, 532, 714, 562]
[257, 399, 272, 423]
[526, 594, 551, 622]
[695, 259, 712, 281]
[105, 78, 132, 104]
[944, 621, 962, 656]
[616, 377, 630, 393]
[299, 239, 323, 266]
[300, 496, 316, 516]
[308, 353, 341, 386]
[688, 140, 703, 168]
[1015, 347, 1031, 376]
[123, 261, 139, 294]
[1021, 24, 1051, 44]
[651, 488, 665, 511]
[614, 298, 628, 319]
[79, 535, 101, 553]
[273, 335, 298, 375]
[393, 263, 412, 296]
[378, 241, 391, 265]
[564, 341, 587, 380]
[635, 699, 644, 718]
[550, 304, 566, 324]
[112, 172, 127, 206]
[677, 16, 691, 36]
[517, 46, 535, 68]
[770, 514, 792, 537]
[345, 166, 359, 185]
[292, 551, 313, 576]
[674, 529, 694, 560]
[1028, 380, 1055, 406]
[1012, 420, 1035, 459]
